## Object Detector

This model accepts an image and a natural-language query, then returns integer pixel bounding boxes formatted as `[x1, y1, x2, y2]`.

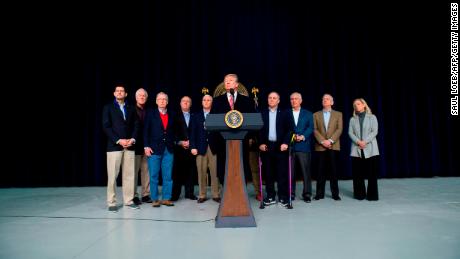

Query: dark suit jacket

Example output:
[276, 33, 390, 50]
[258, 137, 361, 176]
[174, 111, 193, 141]
[102, 101, 139, 152]
[289, 108, 314, 152]
[211, 93, 255, 114]
[143, 108, 176, 154]
[134, 106, 147, 155]
[259, 108, 291, 148]
[190, 111, 218, 155]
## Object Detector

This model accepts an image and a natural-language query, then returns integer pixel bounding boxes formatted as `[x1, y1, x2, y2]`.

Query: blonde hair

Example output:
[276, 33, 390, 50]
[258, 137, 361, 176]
[352, 98, 372, 116]
[224, 73, 238, 82]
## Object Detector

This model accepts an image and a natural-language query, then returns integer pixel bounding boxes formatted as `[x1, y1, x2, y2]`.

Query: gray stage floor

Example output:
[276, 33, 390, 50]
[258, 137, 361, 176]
[1, 178, 459, 259]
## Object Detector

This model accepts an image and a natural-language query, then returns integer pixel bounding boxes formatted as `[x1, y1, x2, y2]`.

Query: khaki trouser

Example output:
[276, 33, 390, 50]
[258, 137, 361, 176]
[196, 146, 220, 199]
[135, 155, 150, 198]
[106, 150, 135, 206]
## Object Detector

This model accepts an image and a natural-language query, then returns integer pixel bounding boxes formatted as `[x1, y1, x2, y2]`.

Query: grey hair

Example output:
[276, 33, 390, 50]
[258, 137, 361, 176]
[135, 88, 148, 98]
[202, 94, 213, 101]
[323, 93, 334, 102]
[290, 92, 302, 100]
[156, 92, 169, 101]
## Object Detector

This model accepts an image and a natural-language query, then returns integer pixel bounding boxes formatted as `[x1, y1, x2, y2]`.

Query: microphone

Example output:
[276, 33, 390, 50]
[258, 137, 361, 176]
[229, 88, 235, 95]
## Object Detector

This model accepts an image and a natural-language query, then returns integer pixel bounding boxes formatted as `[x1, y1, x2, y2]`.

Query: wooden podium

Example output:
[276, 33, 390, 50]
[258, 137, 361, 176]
[206, 112, 263, 228]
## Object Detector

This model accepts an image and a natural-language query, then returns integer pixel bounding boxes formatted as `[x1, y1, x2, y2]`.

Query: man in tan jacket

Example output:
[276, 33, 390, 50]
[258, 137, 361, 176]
[313, 94, 343, 201]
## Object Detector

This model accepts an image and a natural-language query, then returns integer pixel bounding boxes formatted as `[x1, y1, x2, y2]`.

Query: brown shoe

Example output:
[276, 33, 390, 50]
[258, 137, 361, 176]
[161, 200, 174, 206]
[152, 200, 161, 207]
[212, 197, 221, 203]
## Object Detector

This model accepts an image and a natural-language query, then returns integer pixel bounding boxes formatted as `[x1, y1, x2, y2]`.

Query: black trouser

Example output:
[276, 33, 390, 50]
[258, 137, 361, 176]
[261, 142, 289, 201]
[172, 148, 196, 199]
[352, 154, 379, 200]
[315, 150, 340, 198]
[292, 151, 312, 199]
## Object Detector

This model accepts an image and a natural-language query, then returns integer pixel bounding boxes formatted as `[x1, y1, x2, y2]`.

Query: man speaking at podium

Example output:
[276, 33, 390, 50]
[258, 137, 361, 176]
[211, 74, 255, 186]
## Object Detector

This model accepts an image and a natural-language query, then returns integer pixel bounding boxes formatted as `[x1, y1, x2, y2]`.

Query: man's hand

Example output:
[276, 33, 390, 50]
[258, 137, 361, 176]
[119, 139, 129, 148]
[280, 144, 288, 151]
[181, 140, 190, 149]
[259, 144, 268, 152]
[191, 149, 198, 155]
[321, 140, 332, 149]
[295, 134, 304, 142]
[144, 147, 153, 156]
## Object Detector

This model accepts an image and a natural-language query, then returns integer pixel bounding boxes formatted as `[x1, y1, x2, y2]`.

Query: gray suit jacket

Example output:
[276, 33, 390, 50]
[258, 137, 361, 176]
[348, 113, 379, 158]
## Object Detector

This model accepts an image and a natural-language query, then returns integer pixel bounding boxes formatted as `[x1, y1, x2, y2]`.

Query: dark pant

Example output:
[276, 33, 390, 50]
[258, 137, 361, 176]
[315, 150, 340, 198]
[172, 148, 196, 199]
[292, 151, 312, 198]
[352, 154, 379, 200]
[261, 142, 289, 201]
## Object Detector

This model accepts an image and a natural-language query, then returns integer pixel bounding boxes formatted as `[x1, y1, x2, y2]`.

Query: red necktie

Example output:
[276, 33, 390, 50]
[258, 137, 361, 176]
[229, 94, 234, 110]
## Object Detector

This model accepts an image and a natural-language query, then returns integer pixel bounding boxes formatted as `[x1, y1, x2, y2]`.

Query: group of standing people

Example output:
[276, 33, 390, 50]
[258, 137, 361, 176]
[102, 74, 380, 212]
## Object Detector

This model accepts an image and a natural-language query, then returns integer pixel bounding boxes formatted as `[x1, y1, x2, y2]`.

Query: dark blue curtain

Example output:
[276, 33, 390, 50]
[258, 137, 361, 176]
[5, 1, 458, 187]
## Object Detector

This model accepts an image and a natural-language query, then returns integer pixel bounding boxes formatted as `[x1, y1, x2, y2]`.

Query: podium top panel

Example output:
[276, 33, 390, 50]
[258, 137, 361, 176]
[205, 113, 263, 131]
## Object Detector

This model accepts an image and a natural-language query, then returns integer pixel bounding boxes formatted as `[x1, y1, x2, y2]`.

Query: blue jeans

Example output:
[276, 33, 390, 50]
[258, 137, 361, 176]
[147, 149, 174, 201]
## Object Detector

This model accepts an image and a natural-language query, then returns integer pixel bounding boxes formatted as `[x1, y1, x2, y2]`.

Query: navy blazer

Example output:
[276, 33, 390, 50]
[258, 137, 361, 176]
[143, 108, 176, 154]
[190, 111, 218, 155]
[102, 101, 139, 152]
[289, 108, 314, 152]
[259, 108, 291, 147]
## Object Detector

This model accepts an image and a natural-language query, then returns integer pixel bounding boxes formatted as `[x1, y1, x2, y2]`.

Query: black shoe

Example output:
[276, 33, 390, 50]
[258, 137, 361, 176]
[108, 206, 118, 212]
[314, 196, 324, 200]
[332, 196, 341, 201]
[142, 196, 152, 203]
[133, 197, 142, 205]
[279, 199, 288, 207]
[185, 195, 198, 200]
[263, 197, 277, 206]
[303, 197, 311, 203]
[197, 197, 208, 203]
[126, 203, 140, 209]
[212, 197, 221, 203]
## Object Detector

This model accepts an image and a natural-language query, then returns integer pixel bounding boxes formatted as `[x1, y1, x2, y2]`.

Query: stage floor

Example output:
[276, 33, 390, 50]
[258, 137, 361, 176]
[1, 178, 459, 259]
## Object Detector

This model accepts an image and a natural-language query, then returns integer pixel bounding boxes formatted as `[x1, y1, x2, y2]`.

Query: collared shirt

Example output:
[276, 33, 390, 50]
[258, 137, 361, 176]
[115, 99, 126, 120]
[183, 111, 190, 127]
[203, 110, 210, 130]
[227, 92, 237, 103]
[323, 109, 331, 131]
[292, 109, 300, 126]
[159, 108, 168, 129]
[268, 107, 277, 141]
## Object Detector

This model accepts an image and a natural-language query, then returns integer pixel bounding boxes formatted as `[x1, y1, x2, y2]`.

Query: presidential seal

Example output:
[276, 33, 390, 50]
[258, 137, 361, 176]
[224, 110, 244, 129]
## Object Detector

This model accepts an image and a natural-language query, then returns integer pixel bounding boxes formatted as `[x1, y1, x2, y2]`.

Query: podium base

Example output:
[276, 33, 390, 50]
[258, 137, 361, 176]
[215, 215, 257, 228]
